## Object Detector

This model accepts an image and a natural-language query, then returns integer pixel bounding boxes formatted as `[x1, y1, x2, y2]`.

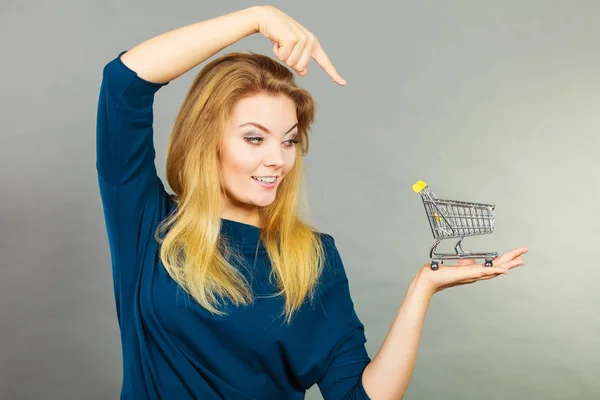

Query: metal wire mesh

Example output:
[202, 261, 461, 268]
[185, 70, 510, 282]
[420, 187, 495, 239]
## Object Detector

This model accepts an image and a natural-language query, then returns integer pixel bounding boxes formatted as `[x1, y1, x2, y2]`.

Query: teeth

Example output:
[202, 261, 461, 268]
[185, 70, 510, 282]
[253, 176, 276, 183]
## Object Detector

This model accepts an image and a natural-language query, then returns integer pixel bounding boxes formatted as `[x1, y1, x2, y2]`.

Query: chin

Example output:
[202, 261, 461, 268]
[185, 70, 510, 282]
[252, 197, 276, 207]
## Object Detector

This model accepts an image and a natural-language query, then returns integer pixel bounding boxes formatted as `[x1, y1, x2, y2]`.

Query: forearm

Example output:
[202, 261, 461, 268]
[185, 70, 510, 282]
[361, 277, 433, 400]
[120, 6, 262, 84]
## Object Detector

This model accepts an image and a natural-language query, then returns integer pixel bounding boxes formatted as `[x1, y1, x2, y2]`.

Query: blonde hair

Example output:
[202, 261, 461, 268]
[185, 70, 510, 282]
[155, 52, 326, 325]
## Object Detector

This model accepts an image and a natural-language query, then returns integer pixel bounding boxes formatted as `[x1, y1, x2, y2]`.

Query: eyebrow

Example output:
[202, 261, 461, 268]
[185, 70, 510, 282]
[239, 122, 298, 136]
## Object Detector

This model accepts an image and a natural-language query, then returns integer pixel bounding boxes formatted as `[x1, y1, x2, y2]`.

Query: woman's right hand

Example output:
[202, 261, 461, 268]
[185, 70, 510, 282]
[255, 6, 347, 86]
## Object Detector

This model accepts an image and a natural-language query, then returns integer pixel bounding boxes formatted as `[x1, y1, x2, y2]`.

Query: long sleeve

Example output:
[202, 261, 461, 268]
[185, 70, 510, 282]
[317, 312, 372, 399]
[95, 50, 171, 315]
[314, 235, 372, 400]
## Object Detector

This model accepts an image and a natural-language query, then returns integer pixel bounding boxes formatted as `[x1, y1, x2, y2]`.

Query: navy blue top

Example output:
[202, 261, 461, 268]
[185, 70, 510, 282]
[96, 50, 372, 400]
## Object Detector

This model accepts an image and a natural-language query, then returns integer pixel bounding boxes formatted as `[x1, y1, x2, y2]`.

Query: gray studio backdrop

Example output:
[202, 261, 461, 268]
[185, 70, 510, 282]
[3, 1, 599, 399]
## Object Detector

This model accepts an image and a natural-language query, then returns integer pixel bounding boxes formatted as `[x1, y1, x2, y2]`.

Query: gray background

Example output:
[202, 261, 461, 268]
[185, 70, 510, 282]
[2, 0, 599, 399]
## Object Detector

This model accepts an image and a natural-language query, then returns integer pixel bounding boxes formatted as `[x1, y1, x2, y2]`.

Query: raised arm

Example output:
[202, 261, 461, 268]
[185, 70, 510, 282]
[97, 6, 262, 185]
[119, 5, 345, 86]
[119, 7, 262, 85]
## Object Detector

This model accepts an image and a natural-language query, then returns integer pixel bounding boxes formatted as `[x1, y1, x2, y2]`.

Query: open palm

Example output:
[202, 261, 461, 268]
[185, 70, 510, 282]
[417, 247, 528, 295]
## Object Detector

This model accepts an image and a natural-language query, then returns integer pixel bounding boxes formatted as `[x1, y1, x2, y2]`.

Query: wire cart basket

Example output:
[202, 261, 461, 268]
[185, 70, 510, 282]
[413, 180, 498, 270]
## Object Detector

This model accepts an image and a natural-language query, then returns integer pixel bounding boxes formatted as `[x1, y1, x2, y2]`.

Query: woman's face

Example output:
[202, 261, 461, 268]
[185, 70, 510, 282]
[218, 93, 299, 223]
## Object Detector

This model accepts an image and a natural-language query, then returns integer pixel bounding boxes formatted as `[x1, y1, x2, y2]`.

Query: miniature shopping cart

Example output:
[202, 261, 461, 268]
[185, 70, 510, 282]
[413, 180, 498, 270]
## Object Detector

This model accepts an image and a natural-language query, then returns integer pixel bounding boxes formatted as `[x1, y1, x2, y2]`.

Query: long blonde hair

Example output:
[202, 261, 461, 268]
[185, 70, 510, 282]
[155, 52, 326, 325]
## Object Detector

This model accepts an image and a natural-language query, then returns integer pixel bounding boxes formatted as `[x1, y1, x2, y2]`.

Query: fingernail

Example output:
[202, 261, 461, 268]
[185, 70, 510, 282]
[340, 78, 347, 85]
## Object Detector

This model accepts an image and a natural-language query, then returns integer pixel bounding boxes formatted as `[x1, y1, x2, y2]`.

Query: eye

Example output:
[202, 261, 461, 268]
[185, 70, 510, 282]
[285, 139, 300, 147]
[244, 137, 263, 145]
[244, 137, 300, 147]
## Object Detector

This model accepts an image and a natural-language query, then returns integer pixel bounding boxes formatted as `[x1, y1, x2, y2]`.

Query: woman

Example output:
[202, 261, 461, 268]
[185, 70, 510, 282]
[96, 6, 527, 399]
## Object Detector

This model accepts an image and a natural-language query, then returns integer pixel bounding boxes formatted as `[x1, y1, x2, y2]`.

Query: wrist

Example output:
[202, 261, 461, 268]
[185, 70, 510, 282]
[245, 6, 266, 34]
[409, 273, 435, 301]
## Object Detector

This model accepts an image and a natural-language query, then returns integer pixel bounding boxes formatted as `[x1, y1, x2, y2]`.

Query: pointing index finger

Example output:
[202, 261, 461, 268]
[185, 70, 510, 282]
[312, 41, 346, 86]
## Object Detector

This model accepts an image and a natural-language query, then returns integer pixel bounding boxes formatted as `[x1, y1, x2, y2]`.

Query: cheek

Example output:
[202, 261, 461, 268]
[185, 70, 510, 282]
[284, 152, 297, 172]
[221, 148, 258, 177]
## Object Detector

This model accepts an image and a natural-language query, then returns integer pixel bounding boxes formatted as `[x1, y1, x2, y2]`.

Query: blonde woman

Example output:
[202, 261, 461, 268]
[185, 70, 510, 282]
[96, 6, 527, 399]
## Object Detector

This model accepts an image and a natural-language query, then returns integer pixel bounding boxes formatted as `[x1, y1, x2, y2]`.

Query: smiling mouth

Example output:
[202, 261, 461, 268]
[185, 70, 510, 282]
[252, 176, 278, 183]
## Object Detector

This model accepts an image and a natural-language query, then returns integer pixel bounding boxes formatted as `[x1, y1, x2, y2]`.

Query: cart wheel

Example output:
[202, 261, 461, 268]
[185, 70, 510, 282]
[485, 258, 493, 267]
[430, 261, 439, 271]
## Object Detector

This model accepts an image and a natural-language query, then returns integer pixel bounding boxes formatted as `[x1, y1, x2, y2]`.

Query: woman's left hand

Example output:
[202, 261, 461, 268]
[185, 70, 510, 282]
[415, 246, 528, 296]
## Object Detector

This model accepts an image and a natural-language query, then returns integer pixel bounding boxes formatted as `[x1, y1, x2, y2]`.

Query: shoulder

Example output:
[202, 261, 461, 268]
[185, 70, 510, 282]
[316, 231, 335, 247]
[315, 231, 348, 284]
[315, 231, 338, 260]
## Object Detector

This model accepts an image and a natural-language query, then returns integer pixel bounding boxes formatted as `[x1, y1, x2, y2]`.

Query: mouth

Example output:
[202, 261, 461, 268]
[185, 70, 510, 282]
[252, 176, 278, 188]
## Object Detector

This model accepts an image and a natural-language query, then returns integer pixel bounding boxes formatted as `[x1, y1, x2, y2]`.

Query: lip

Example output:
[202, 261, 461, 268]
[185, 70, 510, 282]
[252, 176, 278, 189]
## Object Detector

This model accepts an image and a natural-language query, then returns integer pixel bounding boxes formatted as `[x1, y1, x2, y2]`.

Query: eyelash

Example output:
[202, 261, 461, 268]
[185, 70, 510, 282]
[244, 137, 300, 147]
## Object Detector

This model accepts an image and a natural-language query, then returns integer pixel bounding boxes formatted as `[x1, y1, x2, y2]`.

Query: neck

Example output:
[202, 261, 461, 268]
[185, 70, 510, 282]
[220, 210, 262, 229]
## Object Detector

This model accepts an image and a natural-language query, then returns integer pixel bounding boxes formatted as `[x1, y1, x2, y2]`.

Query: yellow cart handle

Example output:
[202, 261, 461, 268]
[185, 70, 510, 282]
[412, 180, 428, 193]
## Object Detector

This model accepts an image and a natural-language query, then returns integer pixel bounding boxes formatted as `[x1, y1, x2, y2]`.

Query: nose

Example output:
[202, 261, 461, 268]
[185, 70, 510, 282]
[263, 144, 285, 169]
